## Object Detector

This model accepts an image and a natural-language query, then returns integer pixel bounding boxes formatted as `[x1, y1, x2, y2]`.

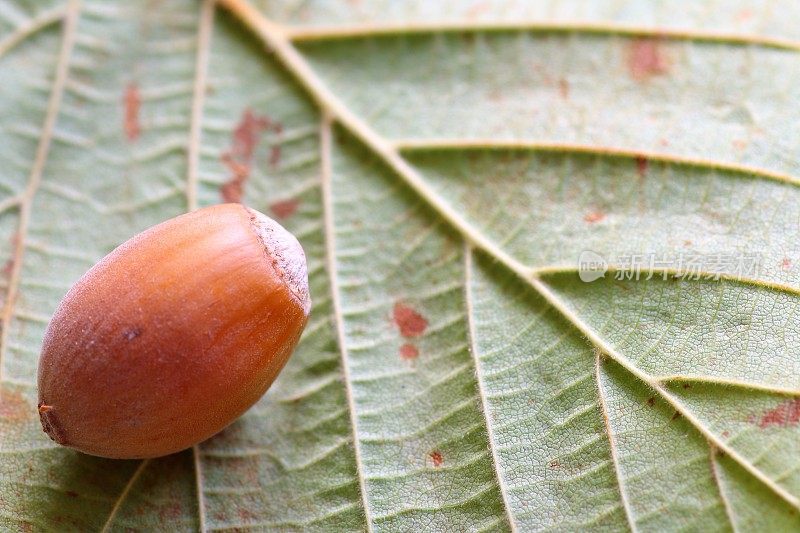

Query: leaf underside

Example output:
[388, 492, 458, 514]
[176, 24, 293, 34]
[0, 1, 799, 531]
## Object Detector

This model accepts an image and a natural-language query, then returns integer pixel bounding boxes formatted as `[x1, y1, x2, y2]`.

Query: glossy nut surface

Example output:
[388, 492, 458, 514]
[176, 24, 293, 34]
[37, 203, 310, 459]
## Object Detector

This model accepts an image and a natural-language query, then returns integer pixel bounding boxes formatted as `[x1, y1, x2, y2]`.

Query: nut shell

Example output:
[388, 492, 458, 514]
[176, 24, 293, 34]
[37, 203, 310, 458]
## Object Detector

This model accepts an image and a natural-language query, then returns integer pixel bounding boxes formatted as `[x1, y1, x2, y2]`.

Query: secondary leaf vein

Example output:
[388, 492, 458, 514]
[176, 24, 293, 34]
[285, 21, 800, 52]
[395, 140, 800, 189]
[320, 112, 373, 532]
[0, 0, 80, 382]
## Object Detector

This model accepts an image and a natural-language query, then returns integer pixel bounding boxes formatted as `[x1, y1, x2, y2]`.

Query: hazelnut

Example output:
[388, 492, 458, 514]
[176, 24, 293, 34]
[37, 203, 310, 459]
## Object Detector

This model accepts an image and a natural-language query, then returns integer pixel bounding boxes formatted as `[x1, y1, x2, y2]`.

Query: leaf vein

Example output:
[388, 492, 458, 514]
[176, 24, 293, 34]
[285, 21, 800, 52]
[0, 0, 80, 382]
[395, 140, 800, 188]
[186, 0, 215, 212]
[319, 113, 373, 532]
[101, 459, 149, 533]
[464, 245, 517, 531]
[709, 447, 737, 530]
[595, 352, 638, 532]
[0, 4, 66, 59]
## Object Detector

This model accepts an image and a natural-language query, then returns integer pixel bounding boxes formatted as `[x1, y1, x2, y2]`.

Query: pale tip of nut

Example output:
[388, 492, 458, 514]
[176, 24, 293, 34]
[246, 207, 311, 315]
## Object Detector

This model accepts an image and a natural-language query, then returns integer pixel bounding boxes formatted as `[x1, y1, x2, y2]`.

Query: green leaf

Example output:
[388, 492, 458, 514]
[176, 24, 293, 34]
[1, 0, 798, 530]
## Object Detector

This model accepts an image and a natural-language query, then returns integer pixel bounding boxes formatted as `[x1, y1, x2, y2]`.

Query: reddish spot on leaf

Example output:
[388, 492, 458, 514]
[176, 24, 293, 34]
[558, 78, 569, 99]
[682, 383, 692, 389]
[65, 490, 79, 498]
[627, 39, 670, 81]
[584, 211, 605, 224]
[3, 259, 13, 277]
[219, 159, 247, 203]
[646, 397, 655, 407]
[269, 121, 283, 168]
[721, 430, 730, 438]
[393, 302, 428, 338]
[269, 145, 282, 168]
[430, 450, 443, 467]
[233, 109, 269, 161]
[270, 198, 299, 219]
[399, 343, 419, 360]
[549, 459, 560, 469]
[781, 258, 792, 270]
[0, 389, 30, 421]
[635, 156, 649, 177]
[220, 109, 270, 203]
[671, 411, 682, 421]
[123, 82, 141, 141]
[757, 398, 800, 429]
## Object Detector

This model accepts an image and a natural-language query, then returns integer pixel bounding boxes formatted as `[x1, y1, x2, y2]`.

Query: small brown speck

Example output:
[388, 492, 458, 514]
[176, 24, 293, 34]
[627, 38, 670, 81]
[399, 343, 419, 360]
[123, 82, 141, 141]
[220, 109, 270, 203]
[430, 450, 443, 467]
[270, 199, 299, 219]
[584, 211, 605, 224]
[393, 303, 428, 338]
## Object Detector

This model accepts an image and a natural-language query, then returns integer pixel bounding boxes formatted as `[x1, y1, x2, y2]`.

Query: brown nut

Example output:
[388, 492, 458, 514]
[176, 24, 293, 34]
[37, 203, 310, 459]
